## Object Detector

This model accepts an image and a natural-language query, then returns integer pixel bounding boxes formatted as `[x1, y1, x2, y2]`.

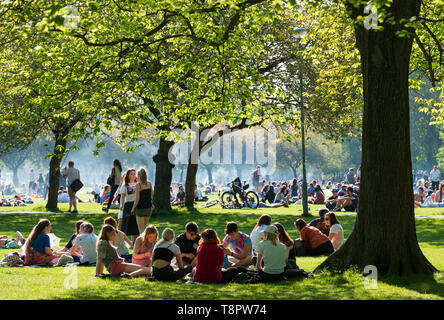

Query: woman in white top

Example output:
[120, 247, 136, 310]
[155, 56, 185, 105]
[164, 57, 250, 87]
[250, 215, 272, 253]
[120, 169, 139, 241]
[325, 212, 344, 251]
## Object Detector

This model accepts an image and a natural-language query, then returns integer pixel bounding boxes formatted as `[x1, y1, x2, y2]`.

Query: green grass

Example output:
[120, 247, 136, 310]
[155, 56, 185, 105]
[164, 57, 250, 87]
[0, 198, 443, 300]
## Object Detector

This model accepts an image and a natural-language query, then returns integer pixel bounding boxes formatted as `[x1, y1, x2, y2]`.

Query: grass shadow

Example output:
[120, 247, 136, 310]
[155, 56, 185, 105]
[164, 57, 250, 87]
[380, 274, 444, 298]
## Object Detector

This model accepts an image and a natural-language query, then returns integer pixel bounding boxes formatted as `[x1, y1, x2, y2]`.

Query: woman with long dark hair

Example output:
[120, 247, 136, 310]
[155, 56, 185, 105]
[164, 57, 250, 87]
[325, 212, 345, 251]
[23, 219, 63, 266]
[104, 159, 123, 213]
[120, 169, 139, 241]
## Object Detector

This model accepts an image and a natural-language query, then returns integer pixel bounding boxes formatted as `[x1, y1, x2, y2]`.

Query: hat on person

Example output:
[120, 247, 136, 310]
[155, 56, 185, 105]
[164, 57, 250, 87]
[264, 225, 279, 235]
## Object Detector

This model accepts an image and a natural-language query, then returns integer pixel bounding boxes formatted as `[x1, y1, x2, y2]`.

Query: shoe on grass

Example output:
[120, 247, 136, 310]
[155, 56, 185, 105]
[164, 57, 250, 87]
[120, 273, 132, 279]
[72, 210, 78, 214]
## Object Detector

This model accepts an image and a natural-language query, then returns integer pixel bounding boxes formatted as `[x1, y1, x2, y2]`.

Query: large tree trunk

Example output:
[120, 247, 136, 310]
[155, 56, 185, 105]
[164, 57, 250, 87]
[152, 137, 175, 211]
[316, 0, 437, 276]
[185, 161, 199, 207]
[46, 136, 66, 209]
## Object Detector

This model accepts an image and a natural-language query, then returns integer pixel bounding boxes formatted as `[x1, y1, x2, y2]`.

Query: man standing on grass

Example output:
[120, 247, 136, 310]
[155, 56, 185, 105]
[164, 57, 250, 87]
[430, 165, 441, 192]
[64, 161, 80, 214]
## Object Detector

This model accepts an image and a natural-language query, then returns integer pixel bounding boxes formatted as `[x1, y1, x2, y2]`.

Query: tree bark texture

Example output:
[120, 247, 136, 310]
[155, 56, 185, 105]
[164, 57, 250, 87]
[46, 136, 66, 209]
[316, 0, 437, 275]
[152, 137, 175, 211]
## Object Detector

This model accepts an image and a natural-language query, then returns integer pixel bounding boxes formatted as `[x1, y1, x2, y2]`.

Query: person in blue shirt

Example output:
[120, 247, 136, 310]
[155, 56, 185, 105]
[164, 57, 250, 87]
[23, 219, 63, 265]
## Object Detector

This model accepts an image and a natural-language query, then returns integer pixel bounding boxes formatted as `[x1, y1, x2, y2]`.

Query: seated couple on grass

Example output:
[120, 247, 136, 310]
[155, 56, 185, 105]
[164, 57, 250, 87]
[22, 219, 99, 266]
[294, 212, 345, 256]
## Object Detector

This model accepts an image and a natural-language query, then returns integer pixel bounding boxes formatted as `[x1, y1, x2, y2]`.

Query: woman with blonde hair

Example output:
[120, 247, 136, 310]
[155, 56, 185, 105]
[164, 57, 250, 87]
[130, 167, 154, 235]
[256, 225, 287, 282]
[132, 225, 158, 267]
[95, 224, 150, 278]
[152, 228, 192, 281]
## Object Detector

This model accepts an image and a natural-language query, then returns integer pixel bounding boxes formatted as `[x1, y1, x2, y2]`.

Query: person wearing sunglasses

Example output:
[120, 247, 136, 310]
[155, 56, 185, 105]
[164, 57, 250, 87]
[174, 221, 201, 267]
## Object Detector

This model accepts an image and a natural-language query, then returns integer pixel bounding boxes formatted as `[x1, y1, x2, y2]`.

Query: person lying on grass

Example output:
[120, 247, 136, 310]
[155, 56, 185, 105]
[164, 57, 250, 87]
[95, 224, 150, 278]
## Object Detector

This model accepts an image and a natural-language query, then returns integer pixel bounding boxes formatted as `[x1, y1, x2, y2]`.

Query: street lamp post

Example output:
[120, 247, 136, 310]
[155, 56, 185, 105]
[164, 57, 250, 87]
[294, 27, 310, 217]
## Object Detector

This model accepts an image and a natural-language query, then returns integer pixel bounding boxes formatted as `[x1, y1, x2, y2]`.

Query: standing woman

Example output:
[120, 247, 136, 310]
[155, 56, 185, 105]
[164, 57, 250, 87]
[22, 219, 63, 266]
[104, 159, 122, 213]
[120, 169, 139, 242]
[130, 168, 154, 235]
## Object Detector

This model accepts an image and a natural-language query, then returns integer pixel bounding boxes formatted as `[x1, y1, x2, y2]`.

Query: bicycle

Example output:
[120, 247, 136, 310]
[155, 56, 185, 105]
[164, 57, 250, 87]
[220, 178, 260, 209]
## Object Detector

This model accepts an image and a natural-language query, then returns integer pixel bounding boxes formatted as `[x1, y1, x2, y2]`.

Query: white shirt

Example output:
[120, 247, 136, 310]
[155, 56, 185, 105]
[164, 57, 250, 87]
[250, 224, 268, 251]
[430, 169, 440, 181]
[329, 224, 344, 251]
[73, 233, 98, 264]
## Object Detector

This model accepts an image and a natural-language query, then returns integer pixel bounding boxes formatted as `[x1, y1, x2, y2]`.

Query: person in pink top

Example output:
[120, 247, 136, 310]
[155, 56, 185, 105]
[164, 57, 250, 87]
[132, 225, 158, 267]
[294, 219, 334, 256]
[193, 229, 243, 284]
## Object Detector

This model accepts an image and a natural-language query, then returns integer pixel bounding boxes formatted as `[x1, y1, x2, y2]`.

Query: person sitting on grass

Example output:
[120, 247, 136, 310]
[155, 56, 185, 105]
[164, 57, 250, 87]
[59, 220, 84, 254]
[222, 222, 253, 267]
[273, 185, 291, 207]
[0, 231, 26, 249]
[309, 185, 325, 204]
[103, 216, 133, 262]
[332, 186, 358, 212]
[325, 188, 339, 211]
[152, 228, 193, 281]
[193, 229, 243, 284]
[309, 208, 330, 236]
[325, 212, 345, 251]
[95, 224, 151, 278]
[294, 219, 334, 257]
[174, 222, 201, 267]
[22, 219, 64, 266]
[132, 225, 158, 267]
[171, 185, 186, 206]
[255, 225, 288, 282]
[273, 222, 298, 270]
[70, 222, 98, 265]
[250, 215, 272, 256]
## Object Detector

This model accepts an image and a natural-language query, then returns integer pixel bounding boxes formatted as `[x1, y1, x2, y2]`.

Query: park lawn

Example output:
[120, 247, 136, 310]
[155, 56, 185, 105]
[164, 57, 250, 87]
[0, 208, 443, 300]
[1, 192, 443, 216]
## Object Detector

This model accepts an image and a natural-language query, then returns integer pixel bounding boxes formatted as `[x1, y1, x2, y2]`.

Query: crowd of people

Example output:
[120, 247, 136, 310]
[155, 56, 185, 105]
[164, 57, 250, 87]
[413, 166, 444, 207]
[4, 213, 340, 283]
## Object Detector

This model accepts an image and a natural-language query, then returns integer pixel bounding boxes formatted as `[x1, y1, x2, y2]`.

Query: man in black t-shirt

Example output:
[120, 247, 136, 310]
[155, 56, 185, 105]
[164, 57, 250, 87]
[174, 221, 201, 267]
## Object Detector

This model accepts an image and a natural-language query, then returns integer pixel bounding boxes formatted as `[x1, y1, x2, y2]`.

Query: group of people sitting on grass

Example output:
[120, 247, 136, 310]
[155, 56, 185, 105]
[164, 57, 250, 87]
[413, 180, 444, 208]
[170, 184, 208, 206]
[2, 209, 345, 283]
